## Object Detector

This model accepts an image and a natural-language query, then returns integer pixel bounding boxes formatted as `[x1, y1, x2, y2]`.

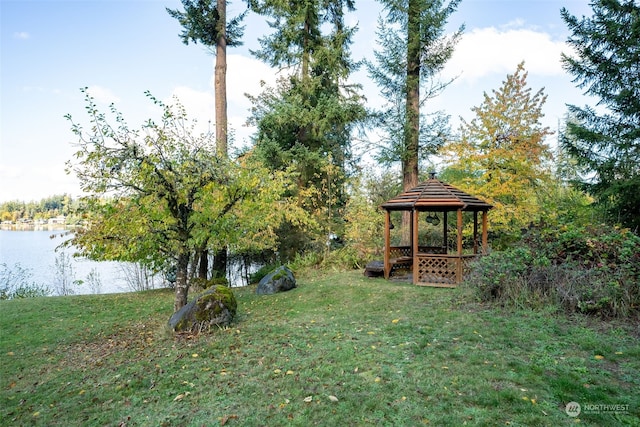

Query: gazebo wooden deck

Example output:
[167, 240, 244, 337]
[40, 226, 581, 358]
[380, 173, 492, 287]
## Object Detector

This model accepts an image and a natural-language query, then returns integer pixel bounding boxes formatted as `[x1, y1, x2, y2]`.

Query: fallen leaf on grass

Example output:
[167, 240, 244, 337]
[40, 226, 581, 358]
[173, 391, 190, 401]
[392, 319, 400, 324]
[328, 395, 339, 402]
[220, 414, 238, 426]
[278, 399, 291, 409]
[303, 396, 313, 402]
[594, 355, 605, 360]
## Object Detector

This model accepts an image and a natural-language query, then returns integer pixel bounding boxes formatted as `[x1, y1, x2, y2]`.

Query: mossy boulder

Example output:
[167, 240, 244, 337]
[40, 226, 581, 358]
[189, 276, 229, 294]
[256, 265, 296, 295]
[168, 285, 237, 333]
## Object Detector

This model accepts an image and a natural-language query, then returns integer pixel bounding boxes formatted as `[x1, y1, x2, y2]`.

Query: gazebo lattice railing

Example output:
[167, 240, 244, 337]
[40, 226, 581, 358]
[380, 173, 492, 287]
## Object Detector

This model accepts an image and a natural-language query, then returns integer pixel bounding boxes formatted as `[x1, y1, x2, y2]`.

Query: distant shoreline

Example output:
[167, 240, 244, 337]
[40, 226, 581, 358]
[0, 224, 79, 232]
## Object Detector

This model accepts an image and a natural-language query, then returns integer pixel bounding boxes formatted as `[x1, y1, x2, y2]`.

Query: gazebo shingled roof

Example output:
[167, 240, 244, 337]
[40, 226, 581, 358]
[381, 178, 492, 211]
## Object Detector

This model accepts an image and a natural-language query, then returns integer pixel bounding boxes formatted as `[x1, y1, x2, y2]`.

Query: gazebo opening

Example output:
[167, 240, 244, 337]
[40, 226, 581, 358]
[379, 173, 492, 287]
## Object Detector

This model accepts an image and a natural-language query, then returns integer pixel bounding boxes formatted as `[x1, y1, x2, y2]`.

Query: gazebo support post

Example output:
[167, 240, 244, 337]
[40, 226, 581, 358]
[482, 210, 488, 254]
[456, 209, 463, 283]
[412, 209, 419, 285]
[443, 210, 448, 252]
[473, 211, 479, 254]
[384, 210, 391, 279]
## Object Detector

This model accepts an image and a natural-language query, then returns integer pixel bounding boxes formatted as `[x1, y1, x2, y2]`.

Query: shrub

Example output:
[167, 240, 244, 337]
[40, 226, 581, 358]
[320, 246, 367, 270]
[465, 224, 640, 318]
[0, 263, 49, 300]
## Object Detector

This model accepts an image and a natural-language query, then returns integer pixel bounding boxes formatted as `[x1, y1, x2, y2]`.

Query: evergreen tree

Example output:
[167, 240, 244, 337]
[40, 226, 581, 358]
[167, 0, 247, 276]
[248, 0, 366, 255]
[367, 0, 462, 192]
[560, 0, 640, 230]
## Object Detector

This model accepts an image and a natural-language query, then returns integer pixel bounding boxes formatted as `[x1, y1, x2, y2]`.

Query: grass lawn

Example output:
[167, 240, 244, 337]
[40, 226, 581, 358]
[1, 270, 638, 426]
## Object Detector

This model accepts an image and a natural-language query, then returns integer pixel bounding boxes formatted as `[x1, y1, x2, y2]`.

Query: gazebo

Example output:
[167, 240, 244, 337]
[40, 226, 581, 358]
[380, 173, 492, 287]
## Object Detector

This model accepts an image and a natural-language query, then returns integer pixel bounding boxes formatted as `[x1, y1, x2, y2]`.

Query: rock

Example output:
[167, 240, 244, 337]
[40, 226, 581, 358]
[256, 265, 296, 295]
[189, 276, 229, 294]
[168, 285, 237, 333]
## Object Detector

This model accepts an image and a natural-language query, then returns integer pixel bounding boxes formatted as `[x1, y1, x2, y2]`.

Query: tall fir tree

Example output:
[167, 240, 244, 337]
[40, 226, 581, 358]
[560, 0, 640, 230]
[367, 0, 462, 243]
[247, 0, 366, 255]
[367, 0, 462, 192]
[167, 0, 246, 277]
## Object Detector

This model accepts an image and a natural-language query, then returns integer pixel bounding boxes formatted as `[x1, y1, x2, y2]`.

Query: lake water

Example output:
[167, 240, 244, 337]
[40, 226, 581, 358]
[0, 229, 147, 295]
[0, 229, 256, 296]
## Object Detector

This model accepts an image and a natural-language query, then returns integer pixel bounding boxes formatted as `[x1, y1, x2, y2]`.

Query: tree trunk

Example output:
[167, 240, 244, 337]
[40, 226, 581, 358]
[402, 0, 421, 244]
[198, 249, 209, 279]
[173, 251, 191, 312]
[215, 0, 228, 158]
[214, 0, 229, 278]
[212, 248, 228, 279]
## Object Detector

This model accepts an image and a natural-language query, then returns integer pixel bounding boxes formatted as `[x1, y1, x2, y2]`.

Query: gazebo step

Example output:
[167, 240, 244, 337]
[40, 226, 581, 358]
[363, 260, 384, 277]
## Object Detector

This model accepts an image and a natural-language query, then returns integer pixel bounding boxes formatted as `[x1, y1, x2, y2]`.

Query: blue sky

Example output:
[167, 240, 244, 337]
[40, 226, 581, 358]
[1, 0, 594, 202]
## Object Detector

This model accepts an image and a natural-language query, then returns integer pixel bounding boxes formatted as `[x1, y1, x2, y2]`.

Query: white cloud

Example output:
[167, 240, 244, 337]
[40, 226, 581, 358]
[443, 26, 567, 85]
[0, 164, 22, 181]
[225, 54, 280, 111]
[161, 55, 279, 139]
[0, 163, 79, 202]
[164, 55, 277, 129]
[86, 85, 121, 104]
[13, 31, 30, 40]
[161, 86, 214, 136]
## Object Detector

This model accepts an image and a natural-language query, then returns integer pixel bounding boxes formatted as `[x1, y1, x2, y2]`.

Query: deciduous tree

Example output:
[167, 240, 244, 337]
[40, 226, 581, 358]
[66, 89, 297, 312]
[167, 0, 247, 276]
[441, 62, 554, 243]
